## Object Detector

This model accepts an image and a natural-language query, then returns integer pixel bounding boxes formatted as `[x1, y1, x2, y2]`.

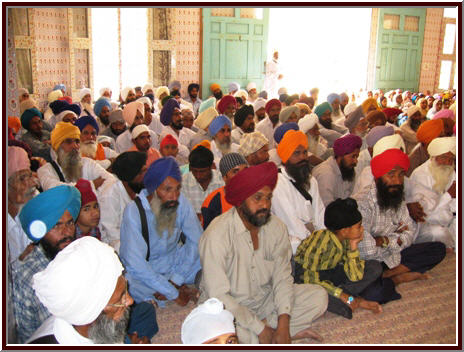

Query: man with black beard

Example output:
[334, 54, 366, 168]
[256, 99, 282, 149]
[199, 162, 328, 344]
[271, 130, 326, 254]
[99, 151, 148, 253]
[184, 83, 202, 117]
[312, 134, 362, 207]
[101, 109, 128, 141]
[120, 157, 202, 309]
[354, 149, 446, 286]
[13, 185, 81, 343]
[232, 104, 255, 144]
[400, 105, 426, 154]
[29, 237, 157, 344]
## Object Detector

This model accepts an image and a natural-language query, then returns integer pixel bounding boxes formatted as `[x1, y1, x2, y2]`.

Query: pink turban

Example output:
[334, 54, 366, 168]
[333, 134, 362, 157]
[432, 109, 455, 120]
[8, 146, 30, 179]
[265, 99, 282, 114]
[122, 101, 144, 126]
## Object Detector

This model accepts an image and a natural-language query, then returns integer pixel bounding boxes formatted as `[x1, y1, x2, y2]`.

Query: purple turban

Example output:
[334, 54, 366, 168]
[365, 125, 394, 148]
[160, 98, 180, 126]
[143, 157, 181, 194]
[333, 134, 362, 157]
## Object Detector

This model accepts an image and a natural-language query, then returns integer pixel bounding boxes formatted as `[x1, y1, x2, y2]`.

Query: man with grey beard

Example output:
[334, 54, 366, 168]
[37, 121, 115, 192]
[410, 137, 456, 250]
[120, 157, 202, 309]
[209, 115, 239, 166]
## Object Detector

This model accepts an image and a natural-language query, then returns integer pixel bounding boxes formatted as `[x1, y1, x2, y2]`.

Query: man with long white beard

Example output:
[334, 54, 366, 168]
[120, 157, 202, 308]
[77, 88, 96, 118]
[209, 115, 239, 167]
[298, 113, 331, 165]
[37, 122, 115, 192]
[327, 93, 345, 125]
[75, 115, 118, 170]
[410, 137, 456, 249]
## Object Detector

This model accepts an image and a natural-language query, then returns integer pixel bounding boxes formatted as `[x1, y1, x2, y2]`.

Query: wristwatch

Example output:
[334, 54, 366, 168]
[346, 296, 354, 305]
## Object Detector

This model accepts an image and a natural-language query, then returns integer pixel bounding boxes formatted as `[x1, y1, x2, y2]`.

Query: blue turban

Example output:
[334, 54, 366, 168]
[53, 84, 66, 92]
[314, 102, 333, 118]
[93, 97, 112, 117]
[327, 93, 341, 104]
[144, 157, 181, 194]
[208, 115, 232, 136]
[228, 82, 240, 93]
[50, 100, 81, 116]
[19, 185, 81, 242]
[74, 115, 100, 134]
[199, 97, 216, 114]
[21, 108, 43, 130]
[274, 122, 299, 144]
[160, 98, 180, 126]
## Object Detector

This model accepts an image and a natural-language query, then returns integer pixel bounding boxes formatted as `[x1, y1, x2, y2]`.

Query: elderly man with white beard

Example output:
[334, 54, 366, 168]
[37, 121, 115, 193]
[208, 115, 239, 167]
[298, 113, 331, 165]
[77, 88, 97, 118]
[74, 116, 118, 170]
[327, 93, 345, 125]
[410, 137, 456, 250]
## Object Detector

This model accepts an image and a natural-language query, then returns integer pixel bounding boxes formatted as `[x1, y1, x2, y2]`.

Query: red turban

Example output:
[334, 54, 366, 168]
[59, 96, 73, 104]
[217, 95, 237, 114]
[265, 99, 282, 114]
[75, 179, 97, 206]
[382, 108, 402, 119]
[225, 162, 278, 207]
[160, 134, 178, 149]
[370, 149, 410, 179]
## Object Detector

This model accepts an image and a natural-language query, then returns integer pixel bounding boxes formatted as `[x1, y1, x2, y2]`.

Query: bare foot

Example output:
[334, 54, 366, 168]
[382, 264, 410, 278]
[358, 299, 383, 314]
[391, 271, 430, 285]
[292, 327, 323, 342]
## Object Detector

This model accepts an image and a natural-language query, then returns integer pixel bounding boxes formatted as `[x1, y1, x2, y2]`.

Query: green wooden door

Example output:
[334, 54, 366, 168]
[202, 8, 269, 100]
[374, 8, 426, 92]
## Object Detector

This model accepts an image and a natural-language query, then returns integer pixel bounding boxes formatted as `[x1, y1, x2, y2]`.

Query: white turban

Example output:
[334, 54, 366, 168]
[99, 87, 111, 96]
[155, 86, 169, 100]
[298, 113, 319, 134]
[427, 136, 456, 157]
[18, 87, 29, 96]
[32, 237, 124, 326]
[253, 97, 266, 112]
[110, 101, 120, 111]
[278, 87, 288, 96]
[234, 89, 248, 101]
[48, 89, 63, 103]
[79, 88, 91, 101]
[246, 82, 257, 92]
[343, 102, 358, 117]
[131, 124, 150, 140]
[181, 298, 235, 344]
[279, 105, 299, 123]
[407, 105, 420, 117]
[373, 134, 406, 157]
[97, 135, 115, 149]
[121, 87, 135, 102]
[180, 102, 194, 112]
[194, 107, 218, 130]
[137, 96, 152, 109]
[142, 83, 154, 95]
[55, 110, 78, 123]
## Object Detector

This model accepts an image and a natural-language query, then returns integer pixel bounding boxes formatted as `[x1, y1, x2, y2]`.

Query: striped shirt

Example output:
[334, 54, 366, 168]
[294, 229, 365, 298]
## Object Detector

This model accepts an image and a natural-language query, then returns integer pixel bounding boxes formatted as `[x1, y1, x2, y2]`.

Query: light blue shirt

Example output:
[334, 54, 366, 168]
[119, 189, 202, 303]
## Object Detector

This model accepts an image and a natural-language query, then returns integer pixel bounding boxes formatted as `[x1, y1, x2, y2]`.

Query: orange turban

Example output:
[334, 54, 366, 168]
[210, 83, 221, 92]
[370, 149, 410, 179]
[192, 140, 211, 151]
[362, 98, 381, 114]
[8, 116, 21, 134]
[416, 119, 444, 145]
[277, 130, 308, 164]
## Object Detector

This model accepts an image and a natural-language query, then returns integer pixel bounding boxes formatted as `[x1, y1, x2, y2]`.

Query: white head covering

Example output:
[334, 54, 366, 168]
[142, 83, 154, 95]
[181, 298, 235, 344]
[246, 82, 257, 92]
[48, 89, 63, 103]
[18, 87, 29, 96]
[55, 110, 78, 123]
[180, 102, 194, 112]
[373, 134, 406, 157]
[253, 98, 266, 112]
[121, 87, 135, 102]
[99, 87, 111, 96]
[278, 87, 288, 96]
[279, 106, 299, 123]
[343, 102, 358, 117]
[131, 124, 150, 140]
[110, 101, 120, 111]
[32, 237, 124, 326]
[407, 105, 420, 117]
[427, 136, 456, 157]
[234, 89, 248, 101]
[137, 96, 152, 109]
[97, 135, 115, 150]
[155, 86, 170, 100]
[194, 107, 218, 130]
[79, 88, 91, 101]
[298, 113, 319, 134]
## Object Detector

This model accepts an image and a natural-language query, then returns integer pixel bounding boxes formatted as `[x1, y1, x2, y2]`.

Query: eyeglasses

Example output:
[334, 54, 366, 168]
[107, 278, 130, 308]
[51, 219, 75, 232]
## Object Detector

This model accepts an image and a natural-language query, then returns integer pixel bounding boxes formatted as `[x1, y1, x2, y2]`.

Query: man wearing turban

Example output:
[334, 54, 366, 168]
[120, 86, 137, 107]
[209, 116, 239, 167]
[354, 149, 446, 287]
[253, 97, 267, 122]
[256, 98, 282, 149]
[199, 162, 328, 344]
[217, 95, 237, 120]
[129, 125, 161, 169]
[188, 106, 218, 150]
[100, 109, 127, 142]
[400, 105, 426, 154]
[312, 134, 363, 207]
[410, 137, 456, 249]
[93, 97, 113, 131]
[210, 83, 223, 100]
[314, 102, 347, 148]
[238, 131, 269, 166]
[77, 87, 97, 119]
[271, 130, 326, 253]
[120, 157, 202, 308]
[327, 93, 345, 124]
[49, 99, 82, 127]
[37, 122, 115, 193]
[297, 114, 331, 164]
[20, 108, 53, 162]
[231, 104, 255, 144]
[12, 185, 81, 342]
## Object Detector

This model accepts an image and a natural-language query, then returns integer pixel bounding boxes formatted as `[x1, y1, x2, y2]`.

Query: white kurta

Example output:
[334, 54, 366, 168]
[27, 316, 93, 344]
[262, 59, 280, 99]
[231, 127, 245, 145]
[115, 129, 159, 153]
[210, 140, 239, 168]
[271, 168, 326, 254]
[256, 117, 281, 149]
[8, 213, 32, 265]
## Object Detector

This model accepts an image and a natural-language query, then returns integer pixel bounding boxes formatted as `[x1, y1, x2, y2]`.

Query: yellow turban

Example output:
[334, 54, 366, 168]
[416, 119, 444, 145]
[361, 98, 381, 114]
[277, 130, 308, 164]
[51, 121, 81, 151]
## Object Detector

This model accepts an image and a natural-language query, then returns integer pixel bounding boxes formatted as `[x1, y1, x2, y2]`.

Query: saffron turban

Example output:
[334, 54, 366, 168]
[361, 98, 380, 114]
[265, 99, 281, 114]
[122, 101, 145, 126]
[225, 161, 278, 206]
[192, 140, 212, 151]
[228, 82, 240, 93]
[48, 89, 63, 103]
[144, 157, 181, 194]
[194, 107, 218, 130]
[32, 237, 123, 326]
[19, 184, 81, 241]
[160, 134, 178, 149]
[181, 298, 235, 344]
[21, 108, 42, 130]
[416, 119, 444, 145]
[210, 83, 221, 92]
[75, 179, 97, 206]
[217, 95, 237, 114]
[199, 97, 216, 114]
[238, 131, 269, 157]
[112, 151, 147, 182]
[274, 122, 299, 144]
[234, 104, 254, 127]
[121, 87, 135, 102]
[427, 136, 456, 157]
[366, 125, 394, 148]
[432, 109, 455, 120]
[79, 88, 91, 101]
[93, 97, 112, 117]
[253, 97, 267, 112]
[298, 113, 319, 134]
[370, 149, 410, 179]
[74, 115, 99, 134]
[208, 115, 232, 137]
[382, 107, 403, 119]
[333, 134, 362, 157]
[8, 116, 21, 134]
[373, 134, 406, 157]
[277, 130, 308, 163]
[51, 122, 81, 151]
[327, 93, 341, 104]
[8, 146, 30, 179]
[314, 102, 333, 118]
[155, 86, 170, 100]
[160, 98, 181, 126]
[279, 106, 299, 123]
